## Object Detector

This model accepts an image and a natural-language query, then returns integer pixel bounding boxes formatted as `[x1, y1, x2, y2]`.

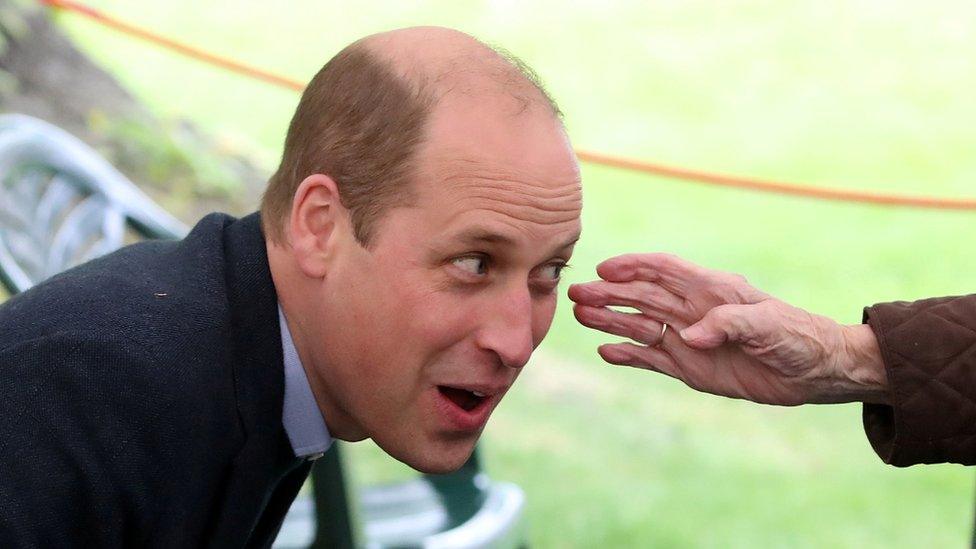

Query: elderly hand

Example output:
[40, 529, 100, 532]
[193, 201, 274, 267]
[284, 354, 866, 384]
[568, 253, 888, 406]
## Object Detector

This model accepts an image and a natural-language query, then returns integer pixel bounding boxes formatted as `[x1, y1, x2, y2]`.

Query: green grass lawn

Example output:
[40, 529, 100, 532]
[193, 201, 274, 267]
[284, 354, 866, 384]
[55, 0, 976, 546]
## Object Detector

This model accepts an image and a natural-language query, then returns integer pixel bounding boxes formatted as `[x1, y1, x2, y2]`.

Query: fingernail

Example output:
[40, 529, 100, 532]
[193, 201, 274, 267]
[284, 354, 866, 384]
[679, 327, 699, 341]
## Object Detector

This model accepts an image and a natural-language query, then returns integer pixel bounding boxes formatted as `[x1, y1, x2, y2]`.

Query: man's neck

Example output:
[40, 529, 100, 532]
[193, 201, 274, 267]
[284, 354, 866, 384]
[266, 238, 368, 442]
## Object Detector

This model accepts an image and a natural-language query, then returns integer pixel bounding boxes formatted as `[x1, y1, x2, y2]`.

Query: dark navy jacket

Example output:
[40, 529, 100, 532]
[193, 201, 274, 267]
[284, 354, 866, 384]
[0, 213, 311, 547]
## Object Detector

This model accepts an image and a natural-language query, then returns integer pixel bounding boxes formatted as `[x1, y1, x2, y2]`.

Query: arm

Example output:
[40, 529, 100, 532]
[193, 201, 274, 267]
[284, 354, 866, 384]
[569, 253, 976, 465]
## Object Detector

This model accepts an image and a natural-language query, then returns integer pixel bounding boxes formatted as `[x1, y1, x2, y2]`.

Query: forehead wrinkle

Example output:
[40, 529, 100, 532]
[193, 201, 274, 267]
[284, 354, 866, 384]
[442, 201, 581, 239]
[437, 157, 581, 192]
[445, 190, 581, 237]
[441, 172, 582, 213]
[450, 176, 582, 201]
[440, 173, 579, 211]
[422, 157, 582, 220]
[459, 193, 581, 219]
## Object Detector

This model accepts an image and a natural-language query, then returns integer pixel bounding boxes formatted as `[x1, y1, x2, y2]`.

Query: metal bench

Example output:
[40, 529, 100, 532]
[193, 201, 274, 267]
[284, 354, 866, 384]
[0, 113, 527, 549]
[0, 113, 187, 291]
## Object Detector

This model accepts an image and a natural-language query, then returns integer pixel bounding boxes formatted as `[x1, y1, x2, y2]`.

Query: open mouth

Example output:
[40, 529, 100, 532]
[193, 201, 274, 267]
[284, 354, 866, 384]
[437, 385, 487, 412]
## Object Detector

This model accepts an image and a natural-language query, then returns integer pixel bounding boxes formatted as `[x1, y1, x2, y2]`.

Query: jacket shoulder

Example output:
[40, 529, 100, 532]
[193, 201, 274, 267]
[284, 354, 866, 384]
[0, 212, 238, 352]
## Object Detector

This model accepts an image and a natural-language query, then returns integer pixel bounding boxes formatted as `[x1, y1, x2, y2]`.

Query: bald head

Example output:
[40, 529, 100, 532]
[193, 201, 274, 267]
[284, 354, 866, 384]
[360, 26, 560, 116]
[261, 26, 562, 245]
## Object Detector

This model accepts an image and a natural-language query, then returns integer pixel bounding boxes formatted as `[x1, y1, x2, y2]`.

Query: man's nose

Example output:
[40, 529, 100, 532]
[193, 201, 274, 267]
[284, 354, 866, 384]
[477, 285, 535, 370]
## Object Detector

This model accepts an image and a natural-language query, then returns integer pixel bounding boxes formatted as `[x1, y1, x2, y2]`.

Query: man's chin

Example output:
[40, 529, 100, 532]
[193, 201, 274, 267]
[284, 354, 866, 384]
[409, 455, 469, 475]
[380, 437, 478, 474]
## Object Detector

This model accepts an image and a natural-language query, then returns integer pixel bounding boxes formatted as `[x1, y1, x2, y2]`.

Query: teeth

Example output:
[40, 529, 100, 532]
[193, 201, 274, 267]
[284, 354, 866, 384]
[472, 391, 486, 398]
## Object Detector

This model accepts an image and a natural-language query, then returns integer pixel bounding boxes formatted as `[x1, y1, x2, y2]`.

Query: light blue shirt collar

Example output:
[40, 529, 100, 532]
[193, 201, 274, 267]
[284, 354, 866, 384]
[278, 305, 332, 460]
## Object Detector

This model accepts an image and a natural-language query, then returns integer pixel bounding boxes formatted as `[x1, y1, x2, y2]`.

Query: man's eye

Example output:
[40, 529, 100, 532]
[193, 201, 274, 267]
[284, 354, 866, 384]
[452, 255, 489, 275]
[539, 262, 567, 281]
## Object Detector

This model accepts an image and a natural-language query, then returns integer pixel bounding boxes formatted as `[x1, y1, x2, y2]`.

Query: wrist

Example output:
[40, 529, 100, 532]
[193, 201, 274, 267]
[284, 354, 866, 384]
[835, 323, 889, 404]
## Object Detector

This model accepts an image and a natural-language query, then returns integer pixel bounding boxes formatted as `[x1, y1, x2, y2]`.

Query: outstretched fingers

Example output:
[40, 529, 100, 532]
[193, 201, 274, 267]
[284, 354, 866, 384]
[568, 280, 689, 320]
[598, 342, 683, 381]
[595, 253, 704, 295]
[572, 304, 673, 346]
[594, 253, 770, 307]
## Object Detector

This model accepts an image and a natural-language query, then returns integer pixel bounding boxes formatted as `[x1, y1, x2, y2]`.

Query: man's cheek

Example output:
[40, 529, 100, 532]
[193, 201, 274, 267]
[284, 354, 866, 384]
[532, 299, 559, 346]
[415, 311, 472, 348]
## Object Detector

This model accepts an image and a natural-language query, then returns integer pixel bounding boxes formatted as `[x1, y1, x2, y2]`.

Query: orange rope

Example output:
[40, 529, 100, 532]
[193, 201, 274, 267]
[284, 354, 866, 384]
[576, 151, 976, 210]
[42, 0, 976, 211]
[41, 0, 305, 91]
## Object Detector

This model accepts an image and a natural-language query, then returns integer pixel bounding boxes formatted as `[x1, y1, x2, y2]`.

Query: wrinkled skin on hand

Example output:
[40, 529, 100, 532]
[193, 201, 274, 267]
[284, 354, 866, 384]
[568, 253, 886, 406]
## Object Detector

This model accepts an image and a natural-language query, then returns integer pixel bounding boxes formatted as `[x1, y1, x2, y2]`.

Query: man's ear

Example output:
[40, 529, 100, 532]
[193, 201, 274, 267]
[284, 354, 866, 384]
[286, 174, 349, 278]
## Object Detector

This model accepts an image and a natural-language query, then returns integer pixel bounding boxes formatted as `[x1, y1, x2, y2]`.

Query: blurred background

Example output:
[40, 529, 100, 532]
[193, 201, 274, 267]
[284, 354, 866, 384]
[4, 0, 975, 546]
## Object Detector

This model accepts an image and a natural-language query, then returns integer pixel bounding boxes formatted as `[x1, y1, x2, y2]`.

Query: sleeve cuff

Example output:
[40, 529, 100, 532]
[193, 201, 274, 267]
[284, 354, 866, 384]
[860, 297, 976, 466]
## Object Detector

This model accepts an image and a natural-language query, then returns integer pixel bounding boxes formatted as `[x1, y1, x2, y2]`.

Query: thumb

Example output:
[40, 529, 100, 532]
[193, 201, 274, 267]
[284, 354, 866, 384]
[680, 303, 760, 350]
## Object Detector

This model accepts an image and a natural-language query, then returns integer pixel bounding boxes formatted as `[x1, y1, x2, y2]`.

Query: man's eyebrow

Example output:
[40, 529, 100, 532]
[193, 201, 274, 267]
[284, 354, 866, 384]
[452, 228, 516, 247]
[556, 232, 582, 251]
[450, 228, 581, 254]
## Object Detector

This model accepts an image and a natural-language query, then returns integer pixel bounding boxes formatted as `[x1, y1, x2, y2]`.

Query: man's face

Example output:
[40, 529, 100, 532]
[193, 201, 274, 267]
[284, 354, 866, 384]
[310, 95, 582, 473]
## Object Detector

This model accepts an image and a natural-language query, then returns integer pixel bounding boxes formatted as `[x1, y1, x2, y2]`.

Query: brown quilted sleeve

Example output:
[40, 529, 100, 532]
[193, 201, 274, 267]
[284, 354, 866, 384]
[862, 294, 976, 466]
